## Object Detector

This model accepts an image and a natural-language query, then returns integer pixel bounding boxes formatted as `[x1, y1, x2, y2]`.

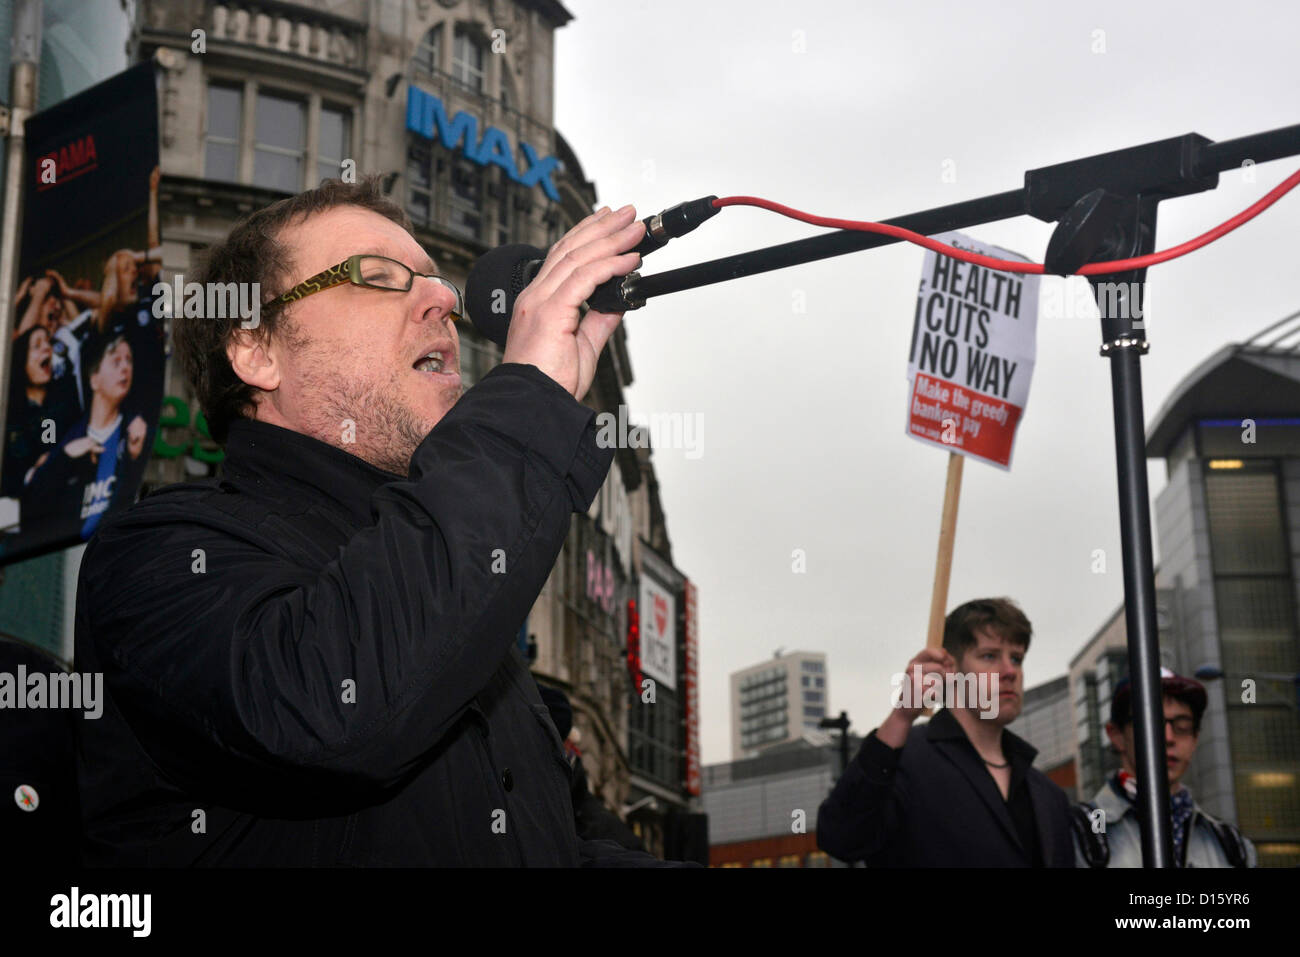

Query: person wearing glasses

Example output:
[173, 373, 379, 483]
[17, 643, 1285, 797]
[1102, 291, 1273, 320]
[1070, 668, 1256, 868]
[73, 177, 688, 867]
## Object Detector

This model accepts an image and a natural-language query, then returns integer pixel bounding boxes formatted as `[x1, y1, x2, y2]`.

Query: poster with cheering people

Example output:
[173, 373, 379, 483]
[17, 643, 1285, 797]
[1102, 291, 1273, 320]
[0, 62, 163, 564]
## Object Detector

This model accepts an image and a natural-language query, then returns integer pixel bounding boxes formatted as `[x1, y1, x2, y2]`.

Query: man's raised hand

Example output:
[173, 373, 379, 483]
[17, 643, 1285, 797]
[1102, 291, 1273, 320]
[878, 647, 957, 747]
[501, 204, 644, 399]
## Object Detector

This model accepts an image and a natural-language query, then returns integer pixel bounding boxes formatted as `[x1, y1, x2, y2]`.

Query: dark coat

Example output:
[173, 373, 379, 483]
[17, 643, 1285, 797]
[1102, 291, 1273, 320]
[816, 708, 1074, 867]
[75, 364, 671, 866]
[0, 639, 79, 869]
[571, 756, 646, 853]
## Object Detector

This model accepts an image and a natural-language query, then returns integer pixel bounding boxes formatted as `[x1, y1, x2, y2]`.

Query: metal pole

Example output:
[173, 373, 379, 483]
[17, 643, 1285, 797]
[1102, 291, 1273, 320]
[0, 0, 43, 483]
[1107, 346, 1172, 865]
[1092, 196, 1172, 867]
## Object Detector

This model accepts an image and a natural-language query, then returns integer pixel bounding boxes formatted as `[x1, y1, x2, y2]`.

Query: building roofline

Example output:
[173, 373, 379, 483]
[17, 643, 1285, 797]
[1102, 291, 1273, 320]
[519, 0, 575, 28]
[1022, 674, 1069, 702]
[1068, 599, 1127, 670]
[730, 651, 826, 677]
[1146, 310, 1300, 458]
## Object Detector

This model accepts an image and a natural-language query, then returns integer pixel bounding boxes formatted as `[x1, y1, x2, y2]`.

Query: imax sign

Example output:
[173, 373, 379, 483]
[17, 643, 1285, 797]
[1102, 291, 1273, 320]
[405, 85, 560, 202]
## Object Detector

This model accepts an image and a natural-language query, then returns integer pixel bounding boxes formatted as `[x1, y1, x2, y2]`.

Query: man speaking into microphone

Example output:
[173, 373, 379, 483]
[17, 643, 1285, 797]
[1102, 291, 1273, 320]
[73, 177, 679, 866]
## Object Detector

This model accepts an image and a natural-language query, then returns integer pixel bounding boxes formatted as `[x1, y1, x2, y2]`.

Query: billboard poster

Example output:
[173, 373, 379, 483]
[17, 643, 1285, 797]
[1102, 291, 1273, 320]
[638, 574, 676, 691]
[1, 63, 163, 563]
[905, 231, 1040, 469]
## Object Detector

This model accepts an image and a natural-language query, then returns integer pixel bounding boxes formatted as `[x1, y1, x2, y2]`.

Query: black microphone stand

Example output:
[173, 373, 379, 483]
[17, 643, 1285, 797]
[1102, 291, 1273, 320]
[629, 122, 1300, 867]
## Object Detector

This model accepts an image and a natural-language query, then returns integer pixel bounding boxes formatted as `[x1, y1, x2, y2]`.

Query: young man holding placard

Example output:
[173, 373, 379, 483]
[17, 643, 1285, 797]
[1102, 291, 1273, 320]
[816, 598, 1074, 866]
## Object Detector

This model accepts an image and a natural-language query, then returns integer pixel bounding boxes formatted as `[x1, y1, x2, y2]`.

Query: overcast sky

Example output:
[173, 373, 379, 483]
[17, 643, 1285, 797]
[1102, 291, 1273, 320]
[554, 0, 1300, 765]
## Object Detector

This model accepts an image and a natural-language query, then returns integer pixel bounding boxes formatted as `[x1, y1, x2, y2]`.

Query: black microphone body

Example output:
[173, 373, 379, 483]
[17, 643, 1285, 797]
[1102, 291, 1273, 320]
[466, 196, 718, 348]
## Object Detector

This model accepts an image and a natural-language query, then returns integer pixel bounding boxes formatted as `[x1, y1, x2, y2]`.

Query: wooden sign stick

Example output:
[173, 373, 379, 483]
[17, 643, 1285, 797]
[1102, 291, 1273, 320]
[926, 451, 964, 649]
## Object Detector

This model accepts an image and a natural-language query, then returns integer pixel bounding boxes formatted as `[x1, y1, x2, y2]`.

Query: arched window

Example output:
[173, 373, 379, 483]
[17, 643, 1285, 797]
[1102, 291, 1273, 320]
[413, 24, 442, 77]
[452, 25, 485, 93]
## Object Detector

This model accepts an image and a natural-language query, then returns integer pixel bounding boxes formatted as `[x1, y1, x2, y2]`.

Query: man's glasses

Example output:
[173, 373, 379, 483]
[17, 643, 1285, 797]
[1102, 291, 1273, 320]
[264, 254, 464, 319]
[1164, 716, 1196, 737]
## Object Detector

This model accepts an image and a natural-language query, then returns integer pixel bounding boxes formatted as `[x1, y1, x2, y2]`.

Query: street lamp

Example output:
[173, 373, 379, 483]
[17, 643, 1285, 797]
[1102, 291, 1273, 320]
[819, 711, 851, 778]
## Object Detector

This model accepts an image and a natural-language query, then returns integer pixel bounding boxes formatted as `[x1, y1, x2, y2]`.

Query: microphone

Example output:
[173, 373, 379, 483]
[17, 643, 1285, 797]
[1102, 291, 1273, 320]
[466, 196, 718, 348]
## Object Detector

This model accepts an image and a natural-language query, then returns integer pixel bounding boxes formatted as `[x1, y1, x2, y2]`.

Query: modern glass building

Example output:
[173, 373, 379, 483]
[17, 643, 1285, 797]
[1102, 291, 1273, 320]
[1142, 311, 1300, 867]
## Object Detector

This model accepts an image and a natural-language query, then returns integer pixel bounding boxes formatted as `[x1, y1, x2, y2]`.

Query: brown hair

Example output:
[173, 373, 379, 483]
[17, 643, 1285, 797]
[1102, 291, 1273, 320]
[175, 176, 411, 443]
[942, 597, 1032, 662]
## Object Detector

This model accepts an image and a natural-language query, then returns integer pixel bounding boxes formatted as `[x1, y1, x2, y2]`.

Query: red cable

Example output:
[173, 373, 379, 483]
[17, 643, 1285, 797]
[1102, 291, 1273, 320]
[713, 166, 1300, 276]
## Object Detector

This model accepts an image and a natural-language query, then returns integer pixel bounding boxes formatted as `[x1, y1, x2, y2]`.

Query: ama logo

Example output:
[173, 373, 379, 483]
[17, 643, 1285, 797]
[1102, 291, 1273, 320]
[37, 134, 99, 191]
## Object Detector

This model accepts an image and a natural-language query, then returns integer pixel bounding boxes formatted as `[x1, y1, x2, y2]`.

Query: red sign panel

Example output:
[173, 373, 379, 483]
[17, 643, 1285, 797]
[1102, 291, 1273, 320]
[684, 580, 700, 796]
[906, 371, 1024, 467]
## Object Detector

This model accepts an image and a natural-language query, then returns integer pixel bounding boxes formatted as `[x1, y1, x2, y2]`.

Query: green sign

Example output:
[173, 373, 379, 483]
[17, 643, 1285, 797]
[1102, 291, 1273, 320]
[152, 395, 224, 464]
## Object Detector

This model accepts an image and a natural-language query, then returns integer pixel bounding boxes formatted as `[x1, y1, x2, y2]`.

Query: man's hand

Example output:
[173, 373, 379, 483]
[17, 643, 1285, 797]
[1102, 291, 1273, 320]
[501, 205, 644, 399]
[878, 647, 956, 748]
[126, 416, 147, 459]
[45, 269, 71, 297]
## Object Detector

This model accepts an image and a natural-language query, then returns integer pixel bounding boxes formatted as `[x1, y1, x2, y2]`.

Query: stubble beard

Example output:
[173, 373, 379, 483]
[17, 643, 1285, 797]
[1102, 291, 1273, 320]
[271, 318, 464, 475]
[301, 367, 462, 476]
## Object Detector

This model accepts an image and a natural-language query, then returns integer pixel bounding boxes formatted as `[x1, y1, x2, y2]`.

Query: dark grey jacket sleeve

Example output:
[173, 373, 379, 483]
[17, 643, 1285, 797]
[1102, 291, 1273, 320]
[578, 840, 703, 868]
[816, 730, 909, 863]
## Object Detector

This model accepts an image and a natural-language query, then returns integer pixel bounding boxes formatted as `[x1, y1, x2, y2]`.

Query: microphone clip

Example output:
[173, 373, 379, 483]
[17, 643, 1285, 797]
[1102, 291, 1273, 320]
[584, 270, 644, 315]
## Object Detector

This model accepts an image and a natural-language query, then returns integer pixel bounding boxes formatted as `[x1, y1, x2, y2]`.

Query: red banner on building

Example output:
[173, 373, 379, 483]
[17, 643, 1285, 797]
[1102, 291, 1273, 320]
[684, 580, 700, 796]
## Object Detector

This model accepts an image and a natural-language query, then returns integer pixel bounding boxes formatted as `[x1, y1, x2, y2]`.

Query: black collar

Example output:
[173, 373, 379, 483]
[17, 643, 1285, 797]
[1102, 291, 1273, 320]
[221, 418, 405, 527]
[925, 707, 1039, 766]
[927, 707, 1053, 861]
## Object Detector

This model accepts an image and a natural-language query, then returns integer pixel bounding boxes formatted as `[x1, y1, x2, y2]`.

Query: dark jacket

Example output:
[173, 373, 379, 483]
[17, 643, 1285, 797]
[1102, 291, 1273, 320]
[571, 755, 646, 852]
[2, 377, 81, 498]
[816, 708, 1074, 866]
[0, 638, 79, 869]
[75, 364, 669, 866]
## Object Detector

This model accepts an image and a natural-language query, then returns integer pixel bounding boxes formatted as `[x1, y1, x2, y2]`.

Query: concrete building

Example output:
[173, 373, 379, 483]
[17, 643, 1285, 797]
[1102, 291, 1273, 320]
[703, 734, 850, 867]
[1066, 312, 1300, 867]
[1005, 675, 1075, 792]
[730, 650, 828, 760]
[1141, 311, 1300, 868]
[1068, 590, 1181, 803]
